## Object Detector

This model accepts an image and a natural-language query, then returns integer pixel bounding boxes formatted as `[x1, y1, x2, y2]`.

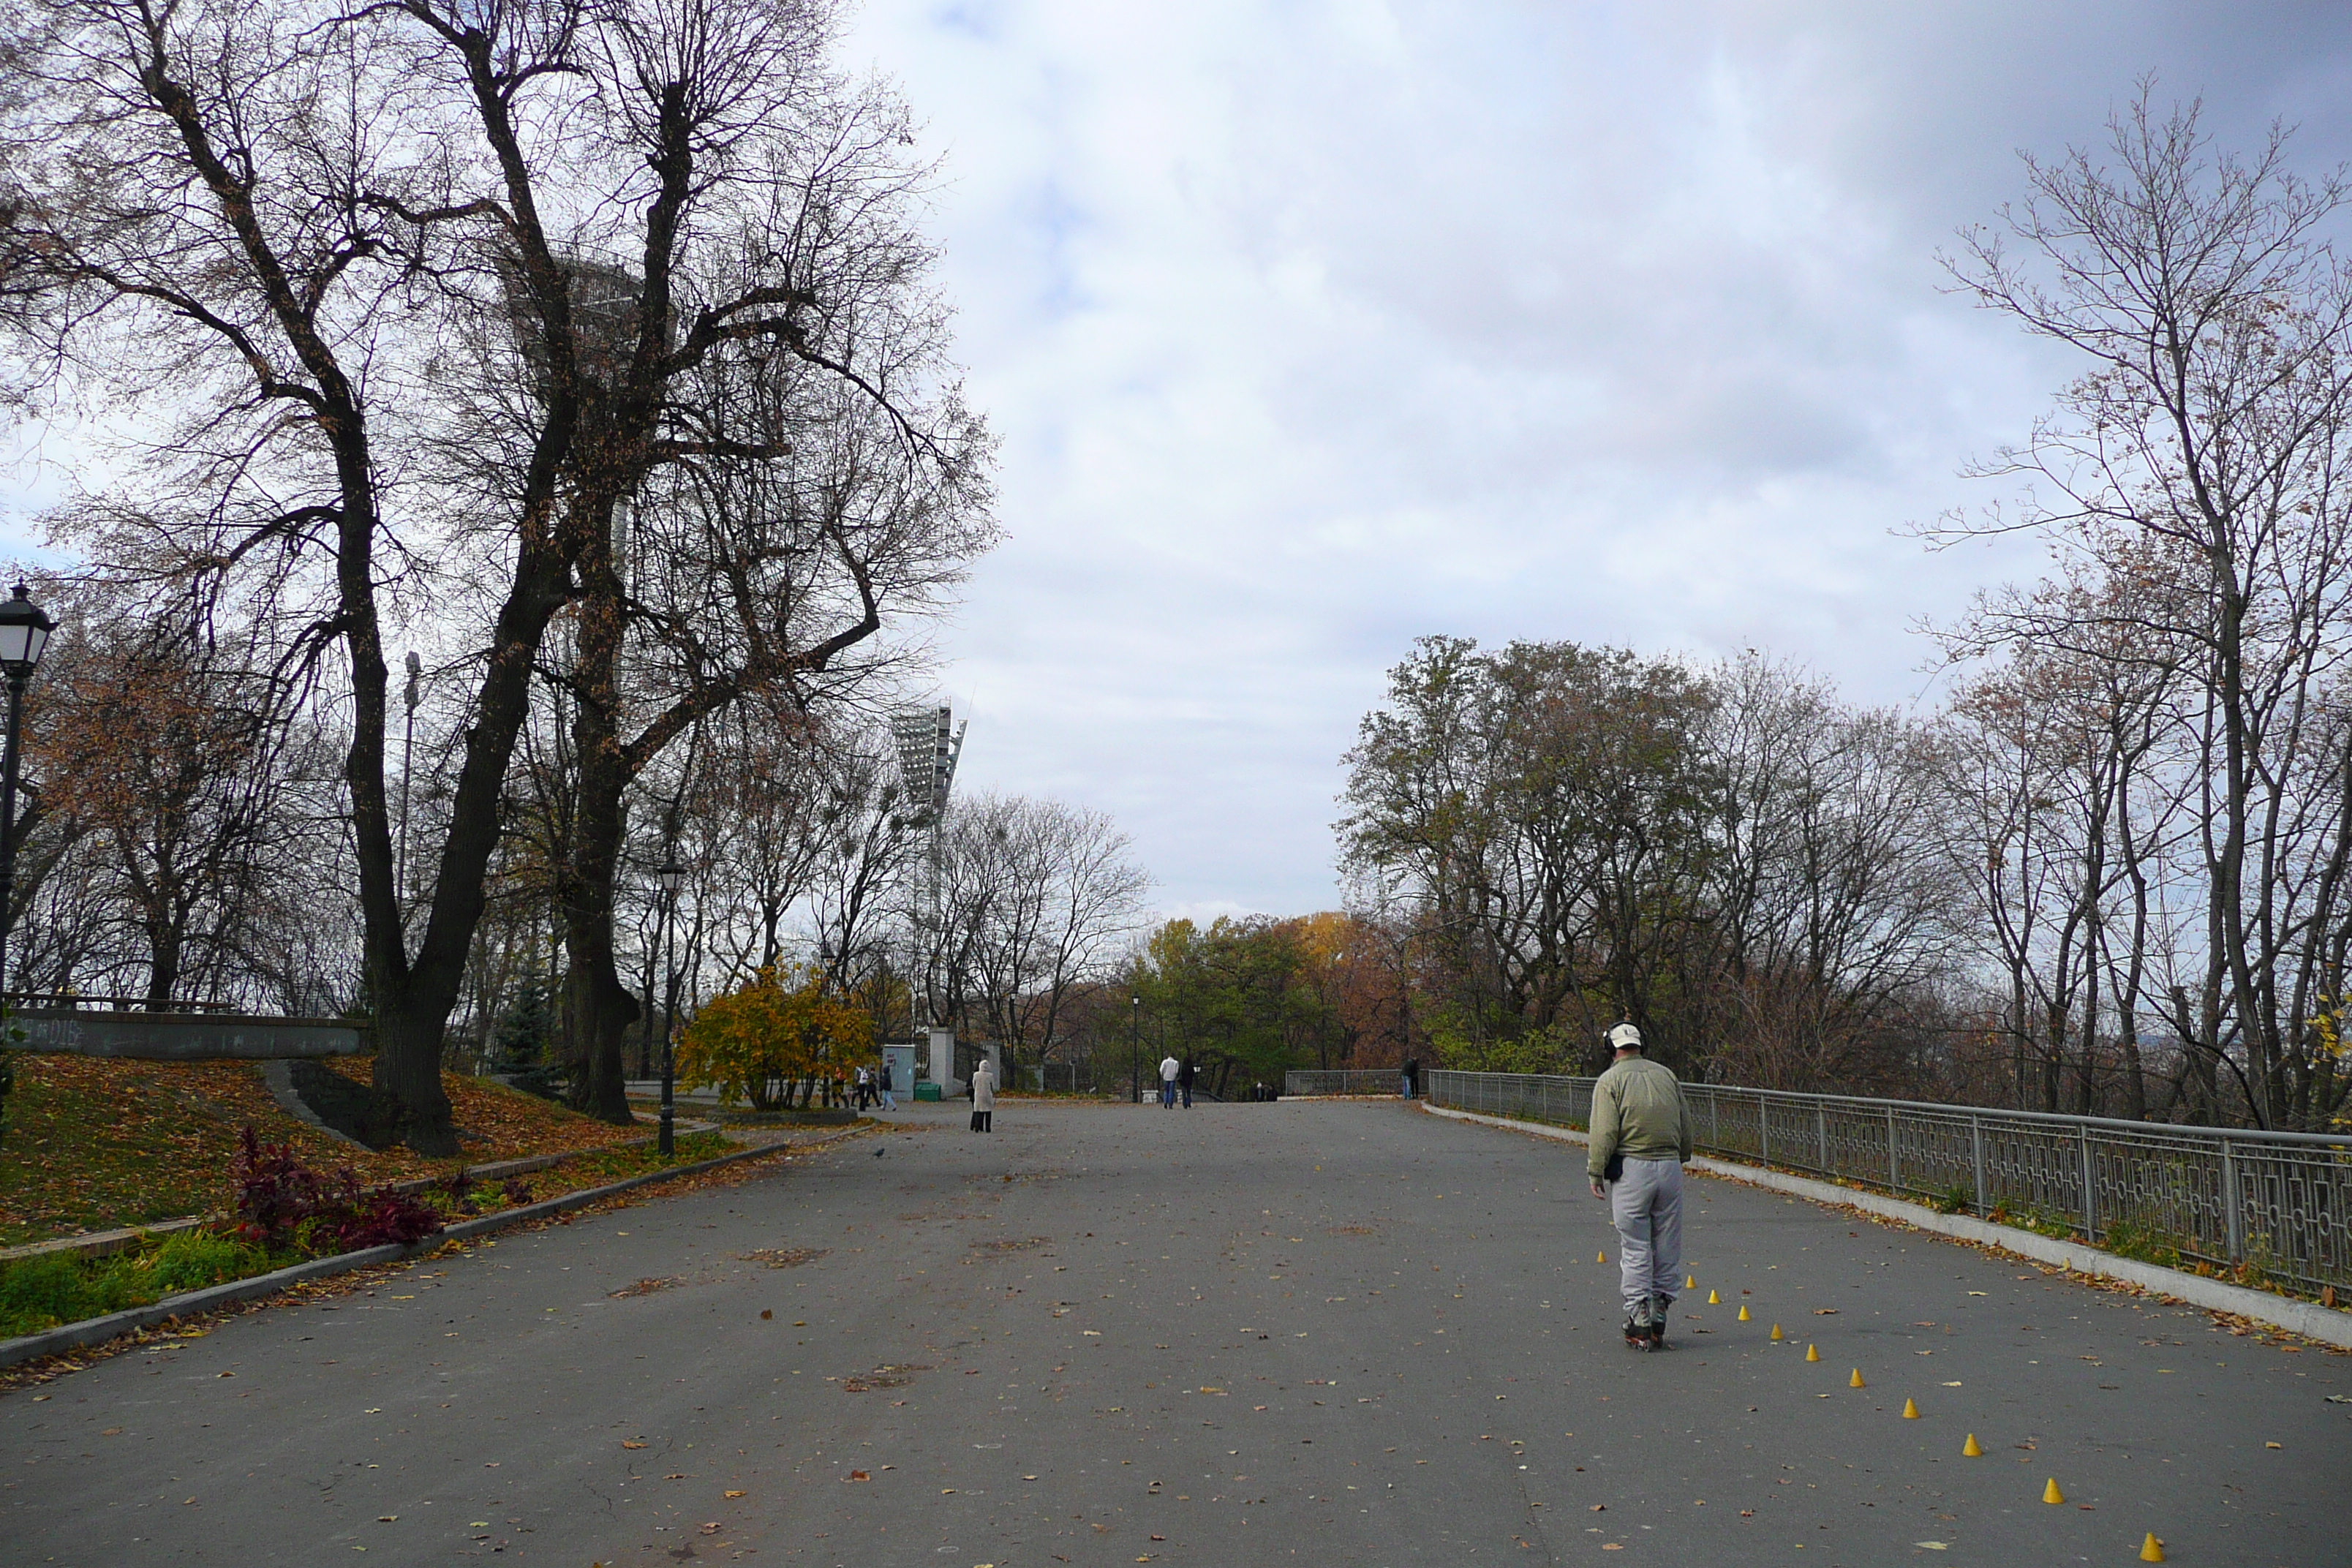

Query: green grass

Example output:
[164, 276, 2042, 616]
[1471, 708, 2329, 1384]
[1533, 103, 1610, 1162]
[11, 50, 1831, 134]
[0, 1131, 746, 1339]
[0, 1228, 284, 1339]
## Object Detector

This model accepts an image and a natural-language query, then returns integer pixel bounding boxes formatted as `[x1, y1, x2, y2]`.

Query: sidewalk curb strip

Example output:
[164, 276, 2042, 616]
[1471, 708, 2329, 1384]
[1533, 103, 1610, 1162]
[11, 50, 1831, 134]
[1419, 1101, 2352, 1351]
[0, 1123, 726, 1267]
[0, 1126, 866, 1371]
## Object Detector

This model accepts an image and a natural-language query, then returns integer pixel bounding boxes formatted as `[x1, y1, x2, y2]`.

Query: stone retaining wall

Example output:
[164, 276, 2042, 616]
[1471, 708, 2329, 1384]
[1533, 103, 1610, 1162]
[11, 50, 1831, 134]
[10, 1009, 363, 1060]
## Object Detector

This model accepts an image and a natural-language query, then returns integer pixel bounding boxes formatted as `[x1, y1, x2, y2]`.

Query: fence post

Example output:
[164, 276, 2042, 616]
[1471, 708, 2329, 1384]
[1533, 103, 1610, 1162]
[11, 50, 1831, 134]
[2078, 1125, 2096, 1240]
[1816, 1103, 1828, 1175]
[1970, 1115, 1986, 1216]
[1758, 1090, 1770, 1166]
[1709, 1092, 1720, 1153]
[2220, 1140, 2243, 1263]
[1888, 1105, 1900, 1194]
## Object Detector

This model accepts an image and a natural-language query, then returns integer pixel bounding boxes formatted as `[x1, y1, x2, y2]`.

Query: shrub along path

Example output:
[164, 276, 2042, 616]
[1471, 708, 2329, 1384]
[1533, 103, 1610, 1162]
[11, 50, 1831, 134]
[0, 1099, 2342, 1566]
[0, 1055, 649, 1248]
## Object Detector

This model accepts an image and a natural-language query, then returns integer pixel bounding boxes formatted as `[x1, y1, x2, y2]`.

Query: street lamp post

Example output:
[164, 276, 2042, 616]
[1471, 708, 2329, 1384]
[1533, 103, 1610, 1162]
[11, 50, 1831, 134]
[655, 858, 686, 1156]
[0, 584, 56, 997]
[1129, 995, 1140, 1105]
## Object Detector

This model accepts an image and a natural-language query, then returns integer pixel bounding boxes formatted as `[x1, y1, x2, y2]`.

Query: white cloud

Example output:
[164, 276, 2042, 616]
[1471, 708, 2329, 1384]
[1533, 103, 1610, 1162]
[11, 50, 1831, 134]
[833, 1, 2352, 919]
[14, 1, 2347, 924]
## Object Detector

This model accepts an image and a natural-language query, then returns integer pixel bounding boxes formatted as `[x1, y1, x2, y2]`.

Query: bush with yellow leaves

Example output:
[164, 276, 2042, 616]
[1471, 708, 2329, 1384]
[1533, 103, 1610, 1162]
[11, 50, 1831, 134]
[676, 964, 873, 1111]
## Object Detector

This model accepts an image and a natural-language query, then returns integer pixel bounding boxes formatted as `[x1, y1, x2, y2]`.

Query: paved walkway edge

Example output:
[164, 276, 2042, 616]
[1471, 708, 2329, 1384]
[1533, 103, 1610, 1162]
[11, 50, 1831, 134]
[0, 1126, 866, 1371]
[1420, 1101, 2352, 1350]
[0, 1121, 725, 1267]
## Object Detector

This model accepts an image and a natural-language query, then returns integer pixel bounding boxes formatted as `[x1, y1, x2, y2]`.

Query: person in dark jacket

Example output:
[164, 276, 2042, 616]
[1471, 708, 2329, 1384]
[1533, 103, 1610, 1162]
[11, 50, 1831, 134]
[1177, 1057, 1196, 1109]
[1401, 1058, 1420, 1099]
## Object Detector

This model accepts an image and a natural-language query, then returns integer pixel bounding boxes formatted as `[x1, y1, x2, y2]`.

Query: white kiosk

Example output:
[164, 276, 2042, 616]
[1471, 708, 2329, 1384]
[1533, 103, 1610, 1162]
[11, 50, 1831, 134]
[928, 1026, 958, 1096]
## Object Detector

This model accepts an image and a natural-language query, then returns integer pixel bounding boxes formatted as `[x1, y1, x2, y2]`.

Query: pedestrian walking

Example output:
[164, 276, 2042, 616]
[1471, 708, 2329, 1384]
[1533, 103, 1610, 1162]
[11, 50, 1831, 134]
[878, 1058, 897, 1112]
[1177, 1057, 1196, 1109]
[853, 1064, 872, 1112]
[1159, 1053, 1180, 1109]
[1401, 1056, 1420, 1099]
[1586, 1022, 1691, 1352]
[970, 1058, 995, 1133]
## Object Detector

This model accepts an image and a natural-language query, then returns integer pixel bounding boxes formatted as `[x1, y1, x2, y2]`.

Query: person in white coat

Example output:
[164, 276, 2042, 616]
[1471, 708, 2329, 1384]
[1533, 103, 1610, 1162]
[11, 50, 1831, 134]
[1158, 1053, 1180, 1109]
[969, 1058, 995, 1133]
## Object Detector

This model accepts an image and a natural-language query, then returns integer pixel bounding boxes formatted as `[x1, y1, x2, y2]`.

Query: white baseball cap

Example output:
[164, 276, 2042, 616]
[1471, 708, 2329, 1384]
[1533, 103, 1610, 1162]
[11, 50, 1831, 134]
[1606, 1022, 1643, 1051]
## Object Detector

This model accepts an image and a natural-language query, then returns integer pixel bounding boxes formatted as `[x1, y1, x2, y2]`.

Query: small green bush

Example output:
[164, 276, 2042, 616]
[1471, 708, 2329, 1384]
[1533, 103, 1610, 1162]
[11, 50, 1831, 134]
[0, 1252, 112, 1335]
[0, 1226, 284, 1338]
[137, 1228, 274, 1296]
[2100, 1218, 2184, 1267]
[1933, 1182, 1972, 1215]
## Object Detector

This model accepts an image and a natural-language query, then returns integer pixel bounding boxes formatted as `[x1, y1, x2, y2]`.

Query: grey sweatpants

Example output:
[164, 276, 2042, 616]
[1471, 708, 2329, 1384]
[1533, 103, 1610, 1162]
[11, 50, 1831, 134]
[1608, 1156, 1684, 1316]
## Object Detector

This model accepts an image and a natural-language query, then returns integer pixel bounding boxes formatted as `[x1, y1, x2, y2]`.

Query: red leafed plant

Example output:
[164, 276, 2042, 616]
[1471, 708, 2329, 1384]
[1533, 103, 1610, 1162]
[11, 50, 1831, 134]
[231, 1126, 443, 1255]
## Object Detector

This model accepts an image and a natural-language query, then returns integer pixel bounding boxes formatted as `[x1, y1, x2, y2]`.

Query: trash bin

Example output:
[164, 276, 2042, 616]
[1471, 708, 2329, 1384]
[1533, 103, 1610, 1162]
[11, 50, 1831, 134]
[913, 1082, 942, 1101]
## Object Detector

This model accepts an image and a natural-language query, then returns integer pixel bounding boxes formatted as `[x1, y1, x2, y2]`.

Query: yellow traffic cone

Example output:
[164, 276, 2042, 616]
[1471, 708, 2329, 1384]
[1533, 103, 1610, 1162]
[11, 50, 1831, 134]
[1597, 1251, 1606, 1263]
[1706, 1289, 1722, 1305]
[2042, 1478, 2065, 1505]
[1685, 1274, 1696, 1289]
[1849, 1368, 1866, 1388]
[1961, 1434, 1983, 1458]
[1901, 1398, 1920, 1419]
[1769, 1323, 1784, 1341]
[1805, 1343, 1820, 1362]
[2138, 1532, 2165, 1562]
[1737, 1304, 1752, 1322]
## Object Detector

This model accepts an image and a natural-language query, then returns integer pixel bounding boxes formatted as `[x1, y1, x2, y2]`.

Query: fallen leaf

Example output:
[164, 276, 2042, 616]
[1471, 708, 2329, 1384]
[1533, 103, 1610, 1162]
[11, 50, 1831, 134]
[724, 1490, 746, 1499]
[1589, 1504, 1606, 1512]
[1914, 1542, 1949, 1551]
[699, 1521, 721, 1534]
[622, 1441, 648, 1450]
[847, 1471, 870, 1482]
[377, 1515, 397, 1523]
[1813, 1308, 1839, 1316]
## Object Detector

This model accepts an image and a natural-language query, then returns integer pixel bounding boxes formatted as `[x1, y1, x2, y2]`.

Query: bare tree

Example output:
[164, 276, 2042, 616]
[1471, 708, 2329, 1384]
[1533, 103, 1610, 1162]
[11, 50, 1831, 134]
[1940, 88, 2352, 1130]
[939, 794, 1150, 1082]
[0, 0, 982, 1147]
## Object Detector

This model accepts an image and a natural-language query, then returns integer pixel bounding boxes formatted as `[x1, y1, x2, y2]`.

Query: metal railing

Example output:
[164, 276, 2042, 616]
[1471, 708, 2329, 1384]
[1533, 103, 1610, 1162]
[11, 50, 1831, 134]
[1287, 1068, 1411, 1096]
[5, 991, 243, 1014]
[1394, 1069, 2352, 1300]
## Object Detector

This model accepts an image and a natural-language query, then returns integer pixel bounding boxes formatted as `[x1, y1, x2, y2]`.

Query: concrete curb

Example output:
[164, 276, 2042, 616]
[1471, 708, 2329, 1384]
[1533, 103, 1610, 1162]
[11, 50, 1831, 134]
[0, 1123, 725, 1267]
[0, 1125, 868, 1371]
[1420, 1101, 2352, 1351]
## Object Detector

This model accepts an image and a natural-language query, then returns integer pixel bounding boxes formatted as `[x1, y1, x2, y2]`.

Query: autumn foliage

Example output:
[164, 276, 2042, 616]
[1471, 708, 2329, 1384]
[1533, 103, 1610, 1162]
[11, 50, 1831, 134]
[229, 1127, 444, 1254]
[677, 965, 874, 1111]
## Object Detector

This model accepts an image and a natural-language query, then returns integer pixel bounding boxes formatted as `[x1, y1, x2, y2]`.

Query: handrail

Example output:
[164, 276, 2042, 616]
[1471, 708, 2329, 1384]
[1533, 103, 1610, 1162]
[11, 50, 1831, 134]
[4, 992, 244, 1016]
[1292, 1066, 2352, 1299]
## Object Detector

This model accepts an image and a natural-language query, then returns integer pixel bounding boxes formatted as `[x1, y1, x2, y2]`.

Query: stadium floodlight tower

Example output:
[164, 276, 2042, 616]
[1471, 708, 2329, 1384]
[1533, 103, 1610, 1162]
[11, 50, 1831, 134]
[892, 705, 966, 1088]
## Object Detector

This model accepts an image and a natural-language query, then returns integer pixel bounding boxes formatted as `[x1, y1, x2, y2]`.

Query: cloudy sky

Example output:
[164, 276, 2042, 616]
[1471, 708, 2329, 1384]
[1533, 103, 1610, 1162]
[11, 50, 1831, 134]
[823, 0, 2352, 921]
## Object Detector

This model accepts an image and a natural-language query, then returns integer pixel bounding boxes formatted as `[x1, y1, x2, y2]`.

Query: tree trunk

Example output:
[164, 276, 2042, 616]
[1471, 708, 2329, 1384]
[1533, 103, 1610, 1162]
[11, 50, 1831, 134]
[560, 687, 640, 1124]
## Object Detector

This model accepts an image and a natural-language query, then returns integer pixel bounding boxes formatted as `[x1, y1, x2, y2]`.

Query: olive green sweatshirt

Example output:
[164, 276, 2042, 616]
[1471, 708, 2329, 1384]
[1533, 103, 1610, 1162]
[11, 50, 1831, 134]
[1587, 1055, 1692, 1179]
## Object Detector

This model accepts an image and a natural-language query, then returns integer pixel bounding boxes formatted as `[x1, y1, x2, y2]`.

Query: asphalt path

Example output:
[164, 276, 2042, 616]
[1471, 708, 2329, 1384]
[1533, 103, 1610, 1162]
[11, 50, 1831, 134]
[3, 1098, 2347, 1567]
